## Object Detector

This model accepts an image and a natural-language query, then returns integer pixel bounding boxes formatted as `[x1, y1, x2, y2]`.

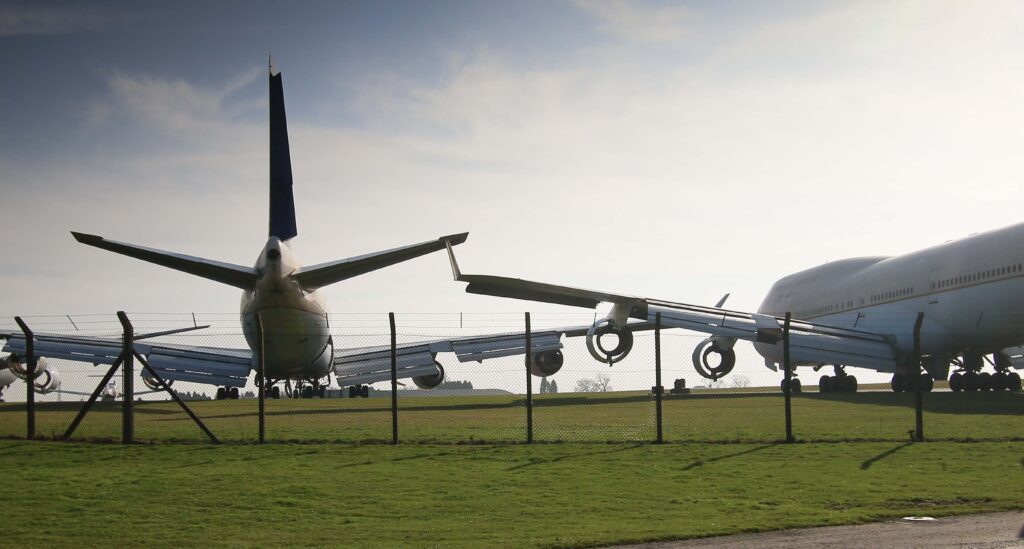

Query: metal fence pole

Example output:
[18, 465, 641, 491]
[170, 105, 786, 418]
[14, 317, 35, 440]
[654, 312, 663, 444]
[525, 312, 533, 444]
[257, 313, 266, 444]
[783, 312, 794, 443]
[913, 312, 925, 442]
[390, 312, 398, 445]
[117, 312, 134, 444]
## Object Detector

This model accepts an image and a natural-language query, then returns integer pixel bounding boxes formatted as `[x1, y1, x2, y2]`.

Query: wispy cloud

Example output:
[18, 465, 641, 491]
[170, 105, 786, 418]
[0, 5, 117, 36]
[571, 0, 692, 44]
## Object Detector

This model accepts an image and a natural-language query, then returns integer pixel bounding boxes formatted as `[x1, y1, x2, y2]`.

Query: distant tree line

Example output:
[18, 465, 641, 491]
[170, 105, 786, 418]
[437, 380, 473, 390]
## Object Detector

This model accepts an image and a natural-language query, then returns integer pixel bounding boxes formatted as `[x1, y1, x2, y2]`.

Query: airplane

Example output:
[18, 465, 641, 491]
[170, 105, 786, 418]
[445, 222, 1024, 394]
[0, 62, 568, 401]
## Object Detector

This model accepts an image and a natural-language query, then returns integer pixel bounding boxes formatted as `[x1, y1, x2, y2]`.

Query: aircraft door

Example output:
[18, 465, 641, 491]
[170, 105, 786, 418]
[928, 268, 940, 305]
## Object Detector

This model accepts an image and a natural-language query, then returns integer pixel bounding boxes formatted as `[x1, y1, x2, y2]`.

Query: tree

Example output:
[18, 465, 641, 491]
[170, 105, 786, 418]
[549, 379, 558, 394]
[574, 373, 612, 393]
[539, 378, 550, 394]
[730, 375, 751, 389]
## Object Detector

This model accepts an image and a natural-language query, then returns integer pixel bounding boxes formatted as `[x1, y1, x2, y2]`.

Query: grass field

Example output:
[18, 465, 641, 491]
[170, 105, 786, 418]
[1, 440, 1021, 547]
[1, 389, 1021, 444]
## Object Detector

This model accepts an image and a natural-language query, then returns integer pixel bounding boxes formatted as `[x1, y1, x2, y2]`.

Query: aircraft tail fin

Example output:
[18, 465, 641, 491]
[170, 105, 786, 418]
[269, 64, 297, 241]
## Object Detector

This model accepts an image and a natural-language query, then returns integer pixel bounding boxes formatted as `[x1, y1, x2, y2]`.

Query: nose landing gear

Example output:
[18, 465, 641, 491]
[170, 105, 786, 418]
[819, 365, 858, 393]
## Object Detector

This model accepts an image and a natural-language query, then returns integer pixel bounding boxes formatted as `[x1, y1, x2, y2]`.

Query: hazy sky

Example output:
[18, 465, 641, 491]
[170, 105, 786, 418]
[3, 0, 1024, 321]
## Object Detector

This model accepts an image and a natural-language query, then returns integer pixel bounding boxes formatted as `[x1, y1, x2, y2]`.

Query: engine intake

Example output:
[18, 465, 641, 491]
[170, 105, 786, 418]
[32, 368, 61, 394]
[413, 361, 445, 390]
[530, 350, 564, 377]
[692, 337, 737, 381]
[586, 319, 634, 364]
[142, 372, 174, 391]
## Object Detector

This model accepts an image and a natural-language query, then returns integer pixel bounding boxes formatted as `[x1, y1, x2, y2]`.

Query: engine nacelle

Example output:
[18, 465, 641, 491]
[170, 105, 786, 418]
[586, 319, 634, 364]
[32, 368, 61, 394]
[4, 355, 50, 381]
[142, 372, 174, 391]
[530, 350, 564, 377]
[412, 361, 445, 390]
[692, 337, 737, 381]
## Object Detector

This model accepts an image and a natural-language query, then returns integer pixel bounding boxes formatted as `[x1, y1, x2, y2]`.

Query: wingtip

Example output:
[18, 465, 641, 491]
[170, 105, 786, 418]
[71, 231, 102, 244]
[441, 232, 469, 245]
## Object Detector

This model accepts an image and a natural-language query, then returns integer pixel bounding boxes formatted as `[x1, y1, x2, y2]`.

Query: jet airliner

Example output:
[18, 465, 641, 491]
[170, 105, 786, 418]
[1, 64, 568, 400]
[448, 223, 1024, 394]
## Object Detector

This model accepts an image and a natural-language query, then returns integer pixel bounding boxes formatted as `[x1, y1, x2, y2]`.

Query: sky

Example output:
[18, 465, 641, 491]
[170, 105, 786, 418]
[3, 0, 1024, 322]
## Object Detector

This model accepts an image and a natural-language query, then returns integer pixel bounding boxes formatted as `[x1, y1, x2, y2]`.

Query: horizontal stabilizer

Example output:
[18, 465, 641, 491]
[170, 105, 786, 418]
[71, 232, 259, 289]
[292, 232, 469, 290]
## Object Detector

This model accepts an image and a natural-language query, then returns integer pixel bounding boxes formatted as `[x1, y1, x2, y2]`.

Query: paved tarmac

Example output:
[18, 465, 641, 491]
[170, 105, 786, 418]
[614, 512, 1024, 548]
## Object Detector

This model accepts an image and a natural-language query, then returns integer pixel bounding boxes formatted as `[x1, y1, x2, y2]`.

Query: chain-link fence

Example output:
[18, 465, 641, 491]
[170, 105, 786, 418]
[0, 311, 1021, 444]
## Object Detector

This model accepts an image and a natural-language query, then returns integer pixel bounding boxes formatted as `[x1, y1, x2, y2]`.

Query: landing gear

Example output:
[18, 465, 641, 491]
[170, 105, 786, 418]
[891, 372, 933, 392]
[347, 385, 370, 398]
[270, 386, 281, 399]
[780, 377, 802, 394]
[215, 386, 240, 400]
[819, 366, 858, 393]
[948, 352, 1022, 392]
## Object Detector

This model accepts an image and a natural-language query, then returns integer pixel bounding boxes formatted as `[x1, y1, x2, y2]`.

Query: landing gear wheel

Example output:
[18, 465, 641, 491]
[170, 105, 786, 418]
[949, 372, 963, 392]
[302, 386, 314, 398]
[819, 375, 832, 393]
[1007, 372, 1022, 392]
[991, 372, 1007, 391]
[317, 386, 326, 398]
[360, 385, 369, 398]
[270, 386, 281, 399]
[348, 386, 359, 398]
[962, 371, 979, 392]
[216, 387, 226, 400]
[919, 374, 934, 392]
[977, 372, 992, 391]
[845, 375, 858, 393]
[229, 387, 239, 399]
[781, 378, 802, 394]
[891, 374, 905, 393]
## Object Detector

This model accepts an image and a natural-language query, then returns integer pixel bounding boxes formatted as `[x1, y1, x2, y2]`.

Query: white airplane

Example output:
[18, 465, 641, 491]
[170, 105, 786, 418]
[0, 63, 567, 400]
[447, 222, 1024, 394]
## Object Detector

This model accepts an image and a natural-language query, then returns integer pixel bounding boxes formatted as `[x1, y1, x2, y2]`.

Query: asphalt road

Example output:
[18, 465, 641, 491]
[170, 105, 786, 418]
[614, 512, 1024, 548]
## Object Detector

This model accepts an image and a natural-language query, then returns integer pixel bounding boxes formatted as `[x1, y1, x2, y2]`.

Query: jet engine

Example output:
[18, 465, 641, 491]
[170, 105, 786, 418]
[413, 361, 445, 390]
[586, 319, 634, 364]
[31, 368, 61, 393]
[142, 371, 174, 391]
[1, 355, 61, 393]
[691, 336, 737, 380]
[530, 350, 564, 377]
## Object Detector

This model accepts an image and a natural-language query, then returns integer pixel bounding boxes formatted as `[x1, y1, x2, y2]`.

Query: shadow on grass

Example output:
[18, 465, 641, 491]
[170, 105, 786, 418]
[801, 392, 1024, 416]
[680, 444, 773, 471]
[506, 443, 645, 471]
[860, 442, 914, 470]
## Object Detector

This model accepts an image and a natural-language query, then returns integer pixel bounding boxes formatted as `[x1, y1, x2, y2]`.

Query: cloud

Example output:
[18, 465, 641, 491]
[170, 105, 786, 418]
[571, 0, 692, 44]
[0, 5, 117, 36]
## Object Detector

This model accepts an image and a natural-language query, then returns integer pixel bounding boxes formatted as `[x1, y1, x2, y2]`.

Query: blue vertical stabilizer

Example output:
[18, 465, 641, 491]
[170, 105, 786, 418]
[269, 67, 298, 241]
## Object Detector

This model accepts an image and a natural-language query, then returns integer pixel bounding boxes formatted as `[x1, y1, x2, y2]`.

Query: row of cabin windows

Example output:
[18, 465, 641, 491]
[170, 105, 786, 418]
[871, 287, 913, 303]
[796, 262, 1024, 318]
[799, 299, 855, 318]
[931, 263, 1023, 291]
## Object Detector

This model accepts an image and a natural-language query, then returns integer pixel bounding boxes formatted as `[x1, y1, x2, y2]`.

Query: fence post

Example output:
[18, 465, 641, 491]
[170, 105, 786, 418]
[117, 312, 134, 444]
[257, 313, 265, 444]
[14, 317, 35, 440]
[913, 312, 925, 442]
[783, 312, 794, 443]
[390, 312, 398, 445]
[654, 312, 663, 443]
[525, 312, 533, 444]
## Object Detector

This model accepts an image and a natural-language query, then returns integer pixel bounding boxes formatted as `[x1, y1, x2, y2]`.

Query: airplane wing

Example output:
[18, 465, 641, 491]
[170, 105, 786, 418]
[290, 233, 469, 290]
[447, 249, 898, 372]
[333, 330, 566, 387]
[1, 332, 253, 388]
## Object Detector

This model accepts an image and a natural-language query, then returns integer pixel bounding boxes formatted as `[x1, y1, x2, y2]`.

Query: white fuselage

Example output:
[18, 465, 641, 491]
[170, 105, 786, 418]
[755, 221, 1024, 365]
[239, 238, 333, 380]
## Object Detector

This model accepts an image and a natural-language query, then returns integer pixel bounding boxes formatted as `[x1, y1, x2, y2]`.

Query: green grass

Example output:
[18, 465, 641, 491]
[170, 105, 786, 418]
[1, 390, 1021, 444]
[0, 440, 1021, 547]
